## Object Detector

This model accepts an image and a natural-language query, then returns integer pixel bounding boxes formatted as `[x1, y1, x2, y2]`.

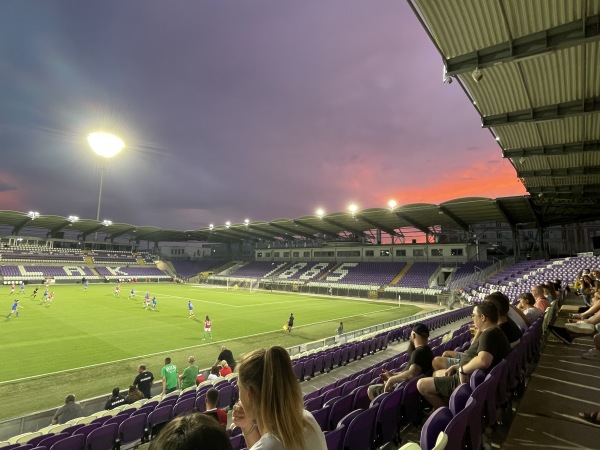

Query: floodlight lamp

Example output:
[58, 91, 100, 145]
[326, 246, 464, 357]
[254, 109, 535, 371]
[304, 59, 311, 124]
[519, 157, 526, 164]
[17, 237, 23, 242]
[348, 204, 358, 215]
[388, 200, 397, 210]
[209, 224, 214, 230]
[472, 67, 483, 82]
[68, 215, 79, 223]
[495, 136, 500, 142]
[102, 220, 112, 226]
[244, 219, 250, 226]
[87, 132, 125, 158]
[27, 211, 40, 219]
[316, 208, 324, 218]
[225, 221, 231, 228]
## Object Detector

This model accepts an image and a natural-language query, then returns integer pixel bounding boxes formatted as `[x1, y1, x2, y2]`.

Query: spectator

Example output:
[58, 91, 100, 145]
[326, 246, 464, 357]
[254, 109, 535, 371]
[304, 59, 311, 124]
[417, 301, 511, 409]
[203, 388, 227, 427]
[161, 357, 179, 395]
[486, 292, 523, 347]
[208, 365, 220, 381]
[219, 360, 232, 377]
[148, 412, 233, 450]
[125, 385, 145, 404]
[368, 323, 433, 401]
[52, 394, 84, 424]
[133, 364, 154, 399]
[179, 356, 199, 391]
[531, 285, 550, 312]
[196, 372, 206, 386]
[105, 387, 126, 410]
[232, 346, 327, 450]
[518, 292, 543, 322]
[543, 282, 558, 302]
[216, 346, 236, 372]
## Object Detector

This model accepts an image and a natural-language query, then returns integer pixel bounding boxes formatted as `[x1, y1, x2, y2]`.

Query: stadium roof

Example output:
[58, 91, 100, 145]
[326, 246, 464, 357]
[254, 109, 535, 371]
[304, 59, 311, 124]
[408, 0, 600, 226]
[0, 194, 582, 244]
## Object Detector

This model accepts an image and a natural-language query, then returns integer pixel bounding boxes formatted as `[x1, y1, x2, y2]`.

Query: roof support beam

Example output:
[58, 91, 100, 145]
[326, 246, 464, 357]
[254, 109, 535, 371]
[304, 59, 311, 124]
[355, 214, 400, 237]
[528, 183, 600, 195]
[517, 165, 600, 177]
[267, 222, 315, 240]
[503, 140, 600, 158]
[321, 217, 367, 238]
[394, 212, 431, 235]
[437, 206, 470, 232]
[293, 219, 337, 236]
[483, 97, 600, 127]
[525, 197, 544, 228]
[446, 14, 600, 76]
[493, 199, 517, 229]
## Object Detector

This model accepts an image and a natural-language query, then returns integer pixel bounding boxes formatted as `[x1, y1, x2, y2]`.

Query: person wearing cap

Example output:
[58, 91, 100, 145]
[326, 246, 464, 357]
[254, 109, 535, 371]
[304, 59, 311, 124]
[367, 323, 434, 401]
[105, 387, 126, 410]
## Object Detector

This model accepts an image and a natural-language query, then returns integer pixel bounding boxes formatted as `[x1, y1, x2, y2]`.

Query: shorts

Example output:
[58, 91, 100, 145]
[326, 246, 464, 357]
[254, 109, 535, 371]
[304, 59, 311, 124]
[368, 384, 385, 398]
[204, 328, 211, 332]
[445, 352, 464, 368]
[433, 373, 460, 398]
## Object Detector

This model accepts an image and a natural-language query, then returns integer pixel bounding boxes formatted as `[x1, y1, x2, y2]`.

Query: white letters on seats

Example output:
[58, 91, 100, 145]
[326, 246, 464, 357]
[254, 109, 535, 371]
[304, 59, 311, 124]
[325, 262, 358, 281]
[299, 262, 330, 280]
[279, 263, 307, 279]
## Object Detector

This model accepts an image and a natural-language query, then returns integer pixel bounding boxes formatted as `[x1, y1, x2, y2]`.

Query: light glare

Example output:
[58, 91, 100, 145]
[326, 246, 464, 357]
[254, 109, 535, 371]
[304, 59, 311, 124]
[87, 132, 125, 158]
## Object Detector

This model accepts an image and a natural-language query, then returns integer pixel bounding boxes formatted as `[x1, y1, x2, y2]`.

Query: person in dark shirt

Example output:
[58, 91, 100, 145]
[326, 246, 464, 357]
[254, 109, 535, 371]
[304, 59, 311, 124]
[417, 301, 511, 409]
[203, 388, 228, 428]
[133, 364, 154, 399]
[487, 292, 523, 347]
[216, 346, 236, 372]
[287, 313, 294, 333]
[105, 387, 126, 410]
[368, 323, 434, 400]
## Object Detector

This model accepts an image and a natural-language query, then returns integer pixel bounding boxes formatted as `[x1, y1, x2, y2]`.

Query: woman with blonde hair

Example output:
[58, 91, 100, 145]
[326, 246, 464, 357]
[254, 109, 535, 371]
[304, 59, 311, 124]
[232, 346, 326, 450]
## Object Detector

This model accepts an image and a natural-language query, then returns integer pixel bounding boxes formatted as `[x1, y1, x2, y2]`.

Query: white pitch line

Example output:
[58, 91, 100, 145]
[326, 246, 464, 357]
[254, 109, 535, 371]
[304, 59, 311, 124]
[0, 305, 400, 386]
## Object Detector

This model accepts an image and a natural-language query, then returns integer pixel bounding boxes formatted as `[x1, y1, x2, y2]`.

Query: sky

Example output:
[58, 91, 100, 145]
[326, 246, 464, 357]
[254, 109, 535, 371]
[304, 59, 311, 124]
[0, 0, 526, 231]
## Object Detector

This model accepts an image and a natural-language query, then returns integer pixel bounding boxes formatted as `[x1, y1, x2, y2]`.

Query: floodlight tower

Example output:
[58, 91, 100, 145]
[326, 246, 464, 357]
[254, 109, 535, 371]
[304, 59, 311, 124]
[87, 132, 125, 222]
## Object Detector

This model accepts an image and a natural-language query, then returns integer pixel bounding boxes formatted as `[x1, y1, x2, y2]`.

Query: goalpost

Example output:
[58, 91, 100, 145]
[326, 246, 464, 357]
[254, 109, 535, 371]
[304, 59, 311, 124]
[226, 278, 256, 292]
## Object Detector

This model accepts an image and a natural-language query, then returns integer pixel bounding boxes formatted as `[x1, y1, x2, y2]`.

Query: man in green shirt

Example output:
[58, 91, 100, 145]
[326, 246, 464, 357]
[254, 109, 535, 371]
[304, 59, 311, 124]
[161, 357, 179, 395]
[179, 355, 199, 391]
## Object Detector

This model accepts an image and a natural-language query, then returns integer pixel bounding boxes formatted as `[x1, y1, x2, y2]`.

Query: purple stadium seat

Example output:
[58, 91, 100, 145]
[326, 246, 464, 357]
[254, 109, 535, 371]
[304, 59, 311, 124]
[324, 425, 345, 450]
[448, 383, 472, 415]
[117, 413, 147, 449]
[444, 397, 477, 450]
[146, 405, 173, 439]
[375, 385, 405, 446]
[37, 434, 69, 449]
[216, 384, 234, 410]
[48, 434, 85, 450]
[327, 394, 354, 431]
[341, 406, 378, 450]
[72, 423, 101, 439]
[311, 405, 331, 432]
[85, 423, 118, 450]
[173, 396, 196, 417]
[420, 408, 453, 450]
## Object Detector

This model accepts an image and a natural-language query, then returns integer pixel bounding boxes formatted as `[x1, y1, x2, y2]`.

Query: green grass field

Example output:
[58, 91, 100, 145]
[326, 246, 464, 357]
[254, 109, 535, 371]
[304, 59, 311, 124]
[0, 283, 422, 421]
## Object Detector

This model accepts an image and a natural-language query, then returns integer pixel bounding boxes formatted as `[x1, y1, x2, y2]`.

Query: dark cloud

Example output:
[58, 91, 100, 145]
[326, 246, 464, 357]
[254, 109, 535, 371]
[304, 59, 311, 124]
[0, 0, 524, 231]
[0, 180, 17, 193]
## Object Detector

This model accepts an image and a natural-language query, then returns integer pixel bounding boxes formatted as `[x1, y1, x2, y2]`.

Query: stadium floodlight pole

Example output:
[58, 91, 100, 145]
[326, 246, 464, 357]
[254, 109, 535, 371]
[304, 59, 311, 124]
[87, 132, 125, 223]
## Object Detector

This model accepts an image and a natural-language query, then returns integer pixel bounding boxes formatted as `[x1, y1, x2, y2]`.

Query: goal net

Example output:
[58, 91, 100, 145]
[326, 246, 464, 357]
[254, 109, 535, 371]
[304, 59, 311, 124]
[226, 278, 256, 292]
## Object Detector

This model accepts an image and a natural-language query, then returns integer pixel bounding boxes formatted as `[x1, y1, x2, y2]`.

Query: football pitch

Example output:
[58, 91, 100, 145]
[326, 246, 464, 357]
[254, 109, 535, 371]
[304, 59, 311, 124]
[0, 283, 423, 421]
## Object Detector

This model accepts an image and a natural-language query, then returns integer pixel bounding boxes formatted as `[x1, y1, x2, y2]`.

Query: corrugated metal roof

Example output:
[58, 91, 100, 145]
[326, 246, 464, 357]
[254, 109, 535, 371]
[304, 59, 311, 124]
[410, 0, 600, 225]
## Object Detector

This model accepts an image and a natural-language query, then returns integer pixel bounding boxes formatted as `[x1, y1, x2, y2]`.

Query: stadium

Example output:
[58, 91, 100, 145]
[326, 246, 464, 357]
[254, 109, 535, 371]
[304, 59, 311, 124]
[2, 1, 600, 450]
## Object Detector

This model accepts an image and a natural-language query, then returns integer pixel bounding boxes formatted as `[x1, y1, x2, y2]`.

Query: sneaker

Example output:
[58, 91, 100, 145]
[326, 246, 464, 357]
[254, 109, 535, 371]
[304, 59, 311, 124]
[548, 325, 573, 344]
[582, 349, 600, 360]
[565, 322, 595, 334]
